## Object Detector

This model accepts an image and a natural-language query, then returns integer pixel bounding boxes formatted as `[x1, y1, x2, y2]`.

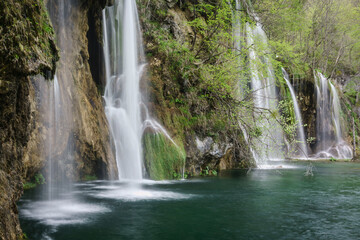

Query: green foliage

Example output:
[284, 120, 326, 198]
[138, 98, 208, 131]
[143, 133, 186, 180]
[138, 0, 292, 166]
[278, 99, 300, 155]
[172, 171, 189, 180]
[0, 0, 58, 79]
[23, 173, 46, 190]
[253, 0, 360, 77]
[34, 173, 45, 185]
[83, 175, 97, 181]
[21, 233, 29, 240]
[344, 77, 360, 105]
[23, 182, 37, 190]
[199, 166, 218, 177]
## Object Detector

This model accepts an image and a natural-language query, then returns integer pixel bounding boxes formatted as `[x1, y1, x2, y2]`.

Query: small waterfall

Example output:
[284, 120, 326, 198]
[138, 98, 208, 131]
[245, 18, 285, 164]
[103, 0, 144, 180]
[232, 0, 258, 165]
[46, 75, 61, 200]
[315, 72, 353, 159]
[329, 82, 343, 142]
[282, 69, 309, 158]
[43, 0, 75, 199]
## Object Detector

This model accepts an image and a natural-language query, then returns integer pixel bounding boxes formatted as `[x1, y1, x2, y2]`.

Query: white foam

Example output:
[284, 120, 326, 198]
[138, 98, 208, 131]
[21, 199, 110, 227]
[257, 164, 299, 169]
[91, 187, 193, 201]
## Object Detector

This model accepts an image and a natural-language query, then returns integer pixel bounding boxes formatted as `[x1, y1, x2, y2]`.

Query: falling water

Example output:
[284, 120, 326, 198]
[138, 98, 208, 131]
[46, 75, 61, 200]
[315, 72, 352, 159]
[103, 0, 144, 180]
[43, 0, 75, 199]
[330, 82, 343, 142]
[245, 18, 285, 164]
[282, 69, 308, 158]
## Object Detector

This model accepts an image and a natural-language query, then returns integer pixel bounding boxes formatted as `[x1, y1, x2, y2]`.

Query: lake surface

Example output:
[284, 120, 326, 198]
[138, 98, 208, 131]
[19, 162, 360, 240]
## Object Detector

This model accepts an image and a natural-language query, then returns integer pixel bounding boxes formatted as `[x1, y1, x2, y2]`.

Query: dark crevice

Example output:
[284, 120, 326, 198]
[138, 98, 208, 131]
[87, 8, 105, 94]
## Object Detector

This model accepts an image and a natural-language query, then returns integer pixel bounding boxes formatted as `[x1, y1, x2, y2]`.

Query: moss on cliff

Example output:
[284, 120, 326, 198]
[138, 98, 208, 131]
[143, 133, 186, 180]
[0, 0, 59, 80]
[138, 0, 253, 175]
[0, 1, 58, 239]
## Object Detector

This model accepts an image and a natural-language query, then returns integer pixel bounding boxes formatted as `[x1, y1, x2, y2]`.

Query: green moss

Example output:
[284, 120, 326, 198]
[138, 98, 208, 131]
[143, 133, 186, 180]
[23, 173, 45, 190]
[82, 175, 98, 181]
[0, 0, 58, 79]
[23, 182, 37, 190]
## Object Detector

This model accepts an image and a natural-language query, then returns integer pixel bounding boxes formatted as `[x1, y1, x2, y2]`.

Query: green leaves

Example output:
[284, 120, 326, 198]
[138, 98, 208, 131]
[23, 173, 46, 190]
[253, 0, 360, 76]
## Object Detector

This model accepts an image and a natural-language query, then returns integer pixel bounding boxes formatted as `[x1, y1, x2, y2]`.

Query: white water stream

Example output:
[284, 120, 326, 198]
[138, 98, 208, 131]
[282, 68, 309, 158]
[103, 0, 144, 180]
[315, 72, 352, 159]
[245, 19, 285, 164]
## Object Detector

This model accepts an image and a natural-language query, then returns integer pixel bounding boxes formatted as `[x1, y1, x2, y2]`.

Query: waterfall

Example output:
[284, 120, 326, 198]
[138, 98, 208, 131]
[103, 0, 144, 180]
[245, 18, 285, 164]
[44, 0, 75, 199]
[282, 69, 308, 158]
[46, 75, 61, 200]
[315, 72, 353, 159]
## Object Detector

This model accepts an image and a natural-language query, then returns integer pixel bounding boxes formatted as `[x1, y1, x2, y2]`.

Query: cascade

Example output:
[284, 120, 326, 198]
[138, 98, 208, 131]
[315, 72, 353, 159]
[103, 0, 180, 180]
[245, 17, 285, 164]
[282, 69, 309, 158]
[233, 0, 259, 165]
[103, 0, 144, 180]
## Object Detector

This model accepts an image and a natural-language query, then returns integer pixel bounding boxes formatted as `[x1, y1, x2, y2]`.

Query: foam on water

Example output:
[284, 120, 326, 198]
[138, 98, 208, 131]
[257, 164, 299, 170]
[20, 199, 110, 227]
[90, 186, 193, 201]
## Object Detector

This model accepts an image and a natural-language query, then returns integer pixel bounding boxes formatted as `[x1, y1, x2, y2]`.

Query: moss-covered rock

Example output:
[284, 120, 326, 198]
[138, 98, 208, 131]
[0, 0, 58, 80]
[143, 133, 186, 180]
[138, 0, 253, 175]
[0, 1, 58, 239]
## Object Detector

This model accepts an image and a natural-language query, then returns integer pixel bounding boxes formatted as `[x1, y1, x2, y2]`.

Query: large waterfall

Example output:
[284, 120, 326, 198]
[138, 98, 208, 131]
[245, 18, 285, 164]
[315, 72, 352, 159]
[282, 69, 308, 158]
[102, 0, 144, 180]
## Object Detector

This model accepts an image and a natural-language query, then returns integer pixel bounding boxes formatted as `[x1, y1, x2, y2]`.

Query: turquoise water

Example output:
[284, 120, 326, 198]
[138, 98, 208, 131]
[19, 162, 360, 239]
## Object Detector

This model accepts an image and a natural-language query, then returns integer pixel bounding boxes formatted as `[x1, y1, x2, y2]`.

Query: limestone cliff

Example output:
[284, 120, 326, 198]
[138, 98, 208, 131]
[0, 0, 58, 239]
[39, 0, 116, 181]
[137, 0, 253, 176]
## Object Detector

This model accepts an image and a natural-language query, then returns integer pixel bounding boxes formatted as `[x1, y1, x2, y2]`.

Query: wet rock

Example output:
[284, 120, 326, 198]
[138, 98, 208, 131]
[0, 0, 59, 238]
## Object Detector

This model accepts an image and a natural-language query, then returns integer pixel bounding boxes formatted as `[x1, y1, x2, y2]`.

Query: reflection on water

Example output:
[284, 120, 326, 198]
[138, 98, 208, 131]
[19, 162, 360, 240]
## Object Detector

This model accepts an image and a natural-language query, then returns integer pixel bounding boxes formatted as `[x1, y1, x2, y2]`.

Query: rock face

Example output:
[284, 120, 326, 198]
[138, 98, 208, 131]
[0, 0, 117, 238]
[291, 75, 317, 152]
[186, 136, 235, 174]
[42, 0, 116, 181]
[0, 0, 58, 239]
[337, 74, 360, 159]
[138, 0, 253, 176]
